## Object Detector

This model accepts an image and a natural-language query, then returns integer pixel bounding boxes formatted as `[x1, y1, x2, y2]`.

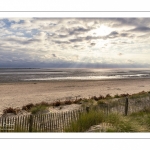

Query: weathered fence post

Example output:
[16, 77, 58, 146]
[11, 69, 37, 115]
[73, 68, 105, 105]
[29, 114, 33, 132]
[86, 106, 90, 113]
[125, 97, 129, 116]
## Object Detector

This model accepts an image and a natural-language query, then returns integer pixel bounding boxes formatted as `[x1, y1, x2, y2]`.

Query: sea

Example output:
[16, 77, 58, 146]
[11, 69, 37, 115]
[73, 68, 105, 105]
[0, 68, 150, 83]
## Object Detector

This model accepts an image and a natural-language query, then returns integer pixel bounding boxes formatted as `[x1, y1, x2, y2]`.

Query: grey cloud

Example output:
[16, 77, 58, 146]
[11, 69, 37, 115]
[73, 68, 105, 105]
[106, 31, 131, 39]
[22, 39, 41, 44]
[130, 26, 150, 32]
[85, 36, 101, 40]
[4, 38, 41, 45]
[54, 26, 92, 39]
[68, 26, 91, 35]
[86, 32, 121, 41]
[69, 37, 83, 43]
[105, 31, 119, 39]
[111, 18, 150, 28]
[52, 40, 69, 44]
[121, 41, 128, 44]
[90, 43, 96, 46]
[73, 45, 80, 48]
[113, 18, 138, 26]
[138, 33, 150, 38]
[58, 34, 69, 38]
[109, 31, 119, 35]
[70, 35, 104, 43]
[52, 54, 56, 57]
[120, 33, 129, 37]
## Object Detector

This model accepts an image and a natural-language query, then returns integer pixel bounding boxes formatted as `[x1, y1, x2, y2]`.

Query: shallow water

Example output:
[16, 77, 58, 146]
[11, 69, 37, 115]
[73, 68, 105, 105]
[0, 68, 150, 82]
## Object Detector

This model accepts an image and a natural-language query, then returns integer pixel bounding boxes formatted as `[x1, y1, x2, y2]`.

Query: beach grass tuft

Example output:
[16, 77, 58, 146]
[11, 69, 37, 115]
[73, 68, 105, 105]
[30, 105, 49, 114]
[65, 109, 106, 132]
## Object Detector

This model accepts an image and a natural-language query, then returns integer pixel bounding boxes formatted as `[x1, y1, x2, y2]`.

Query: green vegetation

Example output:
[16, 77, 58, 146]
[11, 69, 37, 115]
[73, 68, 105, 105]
[65, 108, 150, 132]
[1, 90, 150, 132]
[3, 90, 150, 116]
[32, 102, 52, 114]
[30, 105, 48, 114]
[65, 109, 106, 132]
[105, 113, 140, 132]
[129, 91, 150, 99]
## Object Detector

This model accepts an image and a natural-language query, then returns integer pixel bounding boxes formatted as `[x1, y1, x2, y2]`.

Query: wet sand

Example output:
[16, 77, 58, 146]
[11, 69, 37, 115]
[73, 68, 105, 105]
[0, 78, 150, 114]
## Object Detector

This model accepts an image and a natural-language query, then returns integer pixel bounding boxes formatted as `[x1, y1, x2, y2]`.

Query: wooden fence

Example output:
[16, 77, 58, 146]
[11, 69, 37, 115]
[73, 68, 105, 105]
[0, 108, 85, 132]
[101, 94, 150, 115]
[1, 94, 150, 132]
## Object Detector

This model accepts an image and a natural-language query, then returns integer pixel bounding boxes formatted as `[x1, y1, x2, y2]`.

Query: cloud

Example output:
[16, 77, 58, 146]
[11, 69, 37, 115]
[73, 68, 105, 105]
[128, 59, 135, 63]
[120, 33, 129, 37]
[52, 40, 69, 44]
[0, 21, 5, 27]
[90, 43, 96, 46]
[52, 54, 56, 57]
[68, 26, 91, 35]
[109, 31, 119, 35]
[3, 37, 41, 45]
[130, 26, 150, 32]
[0, 18, 150, 68]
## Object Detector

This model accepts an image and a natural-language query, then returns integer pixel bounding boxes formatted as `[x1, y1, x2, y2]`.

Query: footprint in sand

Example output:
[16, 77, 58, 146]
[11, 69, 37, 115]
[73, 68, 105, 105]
[139, 85, 145, 87]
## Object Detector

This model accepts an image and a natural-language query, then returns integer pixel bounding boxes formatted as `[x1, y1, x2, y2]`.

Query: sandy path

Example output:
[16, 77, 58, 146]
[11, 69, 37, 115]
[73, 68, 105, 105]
[0, 78, 150, 114]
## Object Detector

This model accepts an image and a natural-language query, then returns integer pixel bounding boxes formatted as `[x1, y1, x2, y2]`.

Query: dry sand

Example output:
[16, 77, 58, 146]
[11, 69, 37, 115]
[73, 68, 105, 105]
[0, 78, 150, 114]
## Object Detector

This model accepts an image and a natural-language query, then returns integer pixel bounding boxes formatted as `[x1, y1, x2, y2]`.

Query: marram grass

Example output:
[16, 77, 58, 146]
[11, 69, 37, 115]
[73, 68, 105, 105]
[65, 108, 150, 132]
[65, 109, 106, 132]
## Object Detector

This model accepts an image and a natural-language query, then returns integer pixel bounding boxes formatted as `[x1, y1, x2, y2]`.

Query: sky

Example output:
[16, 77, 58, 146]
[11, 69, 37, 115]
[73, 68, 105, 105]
[0, 18, 150, 68]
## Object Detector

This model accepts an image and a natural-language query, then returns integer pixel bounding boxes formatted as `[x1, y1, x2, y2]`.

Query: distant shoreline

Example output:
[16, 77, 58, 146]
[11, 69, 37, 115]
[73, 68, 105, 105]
[0, 77, 150, 84]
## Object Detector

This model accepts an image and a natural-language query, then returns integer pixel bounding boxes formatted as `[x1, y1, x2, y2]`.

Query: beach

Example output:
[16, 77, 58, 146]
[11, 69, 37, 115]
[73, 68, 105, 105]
[1, 78, 150, 114]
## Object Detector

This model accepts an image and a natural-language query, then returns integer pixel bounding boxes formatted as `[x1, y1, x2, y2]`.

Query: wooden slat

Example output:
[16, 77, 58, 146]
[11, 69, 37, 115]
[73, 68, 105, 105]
[59, 112, 62, 132]
[44, 114, 47, 132]
[46, 113, 49, 132]
[37, 114, 40, 132]
[55, 112, 57, 131]
[66, 111, 69, 128]
[52, 113, 55, 132]
[56, 112, 59, 132]
[55, 112, 58, 132]
[51, 113, 54, 132]
[46, 114, 49, 132]
[61, 112, 65, 132]
[60, 112, 63, 132]
[49, 113, 52, 132]
[1, 117, 4, 132]
[15, 116, 18, 132]
[41, 114, 43, 132]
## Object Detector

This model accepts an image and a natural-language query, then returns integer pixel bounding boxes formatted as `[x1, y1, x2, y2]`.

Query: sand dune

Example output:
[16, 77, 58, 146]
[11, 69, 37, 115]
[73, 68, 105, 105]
[0, 78, 150, 114]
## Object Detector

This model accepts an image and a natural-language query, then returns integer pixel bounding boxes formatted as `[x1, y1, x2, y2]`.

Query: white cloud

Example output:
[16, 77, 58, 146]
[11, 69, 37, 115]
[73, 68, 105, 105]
[0, 18, 150, 68]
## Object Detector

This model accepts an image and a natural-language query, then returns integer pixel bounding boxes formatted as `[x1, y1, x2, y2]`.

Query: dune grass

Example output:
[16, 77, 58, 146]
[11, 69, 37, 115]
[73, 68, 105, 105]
[65, 109, 106, 132]
[65, 107, 150, 132]
[1, 90, 150, 132]
[30, 103, 49, 114]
